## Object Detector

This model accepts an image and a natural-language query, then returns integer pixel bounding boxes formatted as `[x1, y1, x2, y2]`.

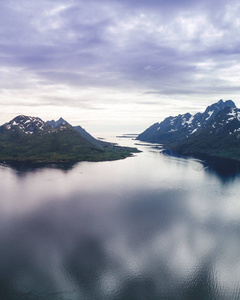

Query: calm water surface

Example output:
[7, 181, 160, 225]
[1, 135, 240, 299]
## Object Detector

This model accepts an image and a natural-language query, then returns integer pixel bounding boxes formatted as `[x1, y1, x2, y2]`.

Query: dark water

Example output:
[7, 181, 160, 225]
[1, 136, 240, 299]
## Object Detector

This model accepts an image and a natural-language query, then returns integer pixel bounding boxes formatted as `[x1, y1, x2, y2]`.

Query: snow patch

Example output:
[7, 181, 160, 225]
[169, 129, 177, 132]
[190, 128, 198, 134]
[227, 108, 236, 117]
[205, 110, 214, 121]
[226, 109, 240, 121]
[206, 110, 214, 121]
[185, 116, 194, 125]
[181, 117, 186, 125]
[170, 117, 176, 125]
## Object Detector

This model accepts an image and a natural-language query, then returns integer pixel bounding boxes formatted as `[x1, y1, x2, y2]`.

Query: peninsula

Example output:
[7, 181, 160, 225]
[0, 115, 140, 162]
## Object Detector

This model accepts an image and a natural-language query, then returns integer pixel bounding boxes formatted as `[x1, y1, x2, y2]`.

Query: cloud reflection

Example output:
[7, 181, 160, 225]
[0, 179, 240, 299]
[1, 140, 240, 300]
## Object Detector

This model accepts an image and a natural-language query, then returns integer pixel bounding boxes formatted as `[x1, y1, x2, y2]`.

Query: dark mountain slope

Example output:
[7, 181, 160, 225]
[172, 107, 240, 160]
[47, 118, 111, 147]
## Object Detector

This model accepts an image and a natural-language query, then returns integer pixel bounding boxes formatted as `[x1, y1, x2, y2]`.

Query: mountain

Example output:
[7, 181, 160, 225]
[2, 115, 51, 134]
[73, 125, 108, 147]
[0, 115, 139, 162]
[46, 118, 111, 147]
[137, 100, 240, 161]
[172, 106, 240, 160]
[137, 100, 236, 144]
[46, 117, 68, 128]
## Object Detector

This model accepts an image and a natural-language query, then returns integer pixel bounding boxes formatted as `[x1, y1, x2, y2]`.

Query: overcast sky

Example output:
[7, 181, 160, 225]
[0, 0, 240, 133]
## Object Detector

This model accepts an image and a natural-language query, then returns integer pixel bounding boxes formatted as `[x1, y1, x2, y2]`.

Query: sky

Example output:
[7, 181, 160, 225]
[0, 0, 240, 134]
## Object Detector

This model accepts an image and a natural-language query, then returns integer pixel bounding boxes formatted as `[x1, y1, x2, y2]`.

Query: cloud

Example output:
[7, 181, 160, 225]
[0, 0, 240, 131]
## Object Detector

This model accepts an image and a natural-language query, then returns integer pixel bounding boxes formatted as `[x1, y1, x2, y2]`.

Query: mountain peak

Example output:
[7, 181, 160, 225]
[202, 99, 236, 124]
[4, 115, 50, 134]
[208, 99, 236, 110]
[224, 99, 236, 107]
[46, 117, 69, 129]
[58, 117, 65, 122]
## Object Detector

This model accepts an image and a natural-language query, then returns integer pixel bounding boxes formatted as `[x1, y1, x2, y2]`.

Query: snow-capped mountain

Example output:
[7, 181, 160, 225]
[208, 106, 240, 136]
[137, 99, 240, 160]
[137, 100, 236, 144]
[170, 105, 240, 160]
[2, 116, 73, 136]
[2, 115, 51, 134]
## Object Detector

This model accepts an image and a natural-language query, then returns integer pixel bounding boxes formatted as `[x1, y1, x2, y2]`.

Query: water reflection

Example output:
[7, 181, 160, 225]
[0, 161, 77, 174]
[161, 148, 240, 183]
[1, 137, 240, 299]
[205, 157, 240, 182]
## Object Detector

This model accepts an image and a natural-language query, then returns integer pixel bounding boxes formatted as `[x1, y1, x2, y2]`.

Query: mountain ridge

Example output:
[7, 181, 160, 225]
[137, 99, 240, 161]
[137, 99, 236, 144]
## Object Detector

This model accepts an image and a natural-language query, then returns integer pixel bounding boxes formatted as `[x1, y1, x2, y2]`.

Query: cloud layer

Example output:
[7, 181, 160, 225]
[0, 0, 240, 132]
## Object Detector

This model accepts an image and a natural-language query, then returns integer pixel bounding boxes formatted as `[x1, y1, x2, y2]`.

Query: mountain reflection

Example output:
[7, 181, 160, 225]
[204, 157, 240, 182]
[162, 148, 240, 182]
[0, 161, 77, 174]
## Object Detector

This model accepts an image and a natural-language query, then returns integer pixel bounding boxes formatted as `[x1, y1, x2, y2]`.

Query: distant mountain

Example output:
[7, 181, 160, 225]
[137, 100, 236, 144]
[137, 100, 240, 161]
[0, 115, 139, 162]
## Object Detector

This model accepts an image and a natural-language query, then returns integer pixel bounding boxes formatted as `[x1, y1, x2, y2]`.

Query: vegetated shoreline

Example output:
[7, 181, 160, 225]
[0, 147, 141, 164]
[162, 146, 240, 164]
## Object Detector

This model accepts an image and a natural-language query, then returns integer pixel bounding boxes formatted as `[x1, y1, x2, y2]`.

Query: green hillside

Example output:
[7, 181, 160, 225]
[0, 116, 140, 162]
